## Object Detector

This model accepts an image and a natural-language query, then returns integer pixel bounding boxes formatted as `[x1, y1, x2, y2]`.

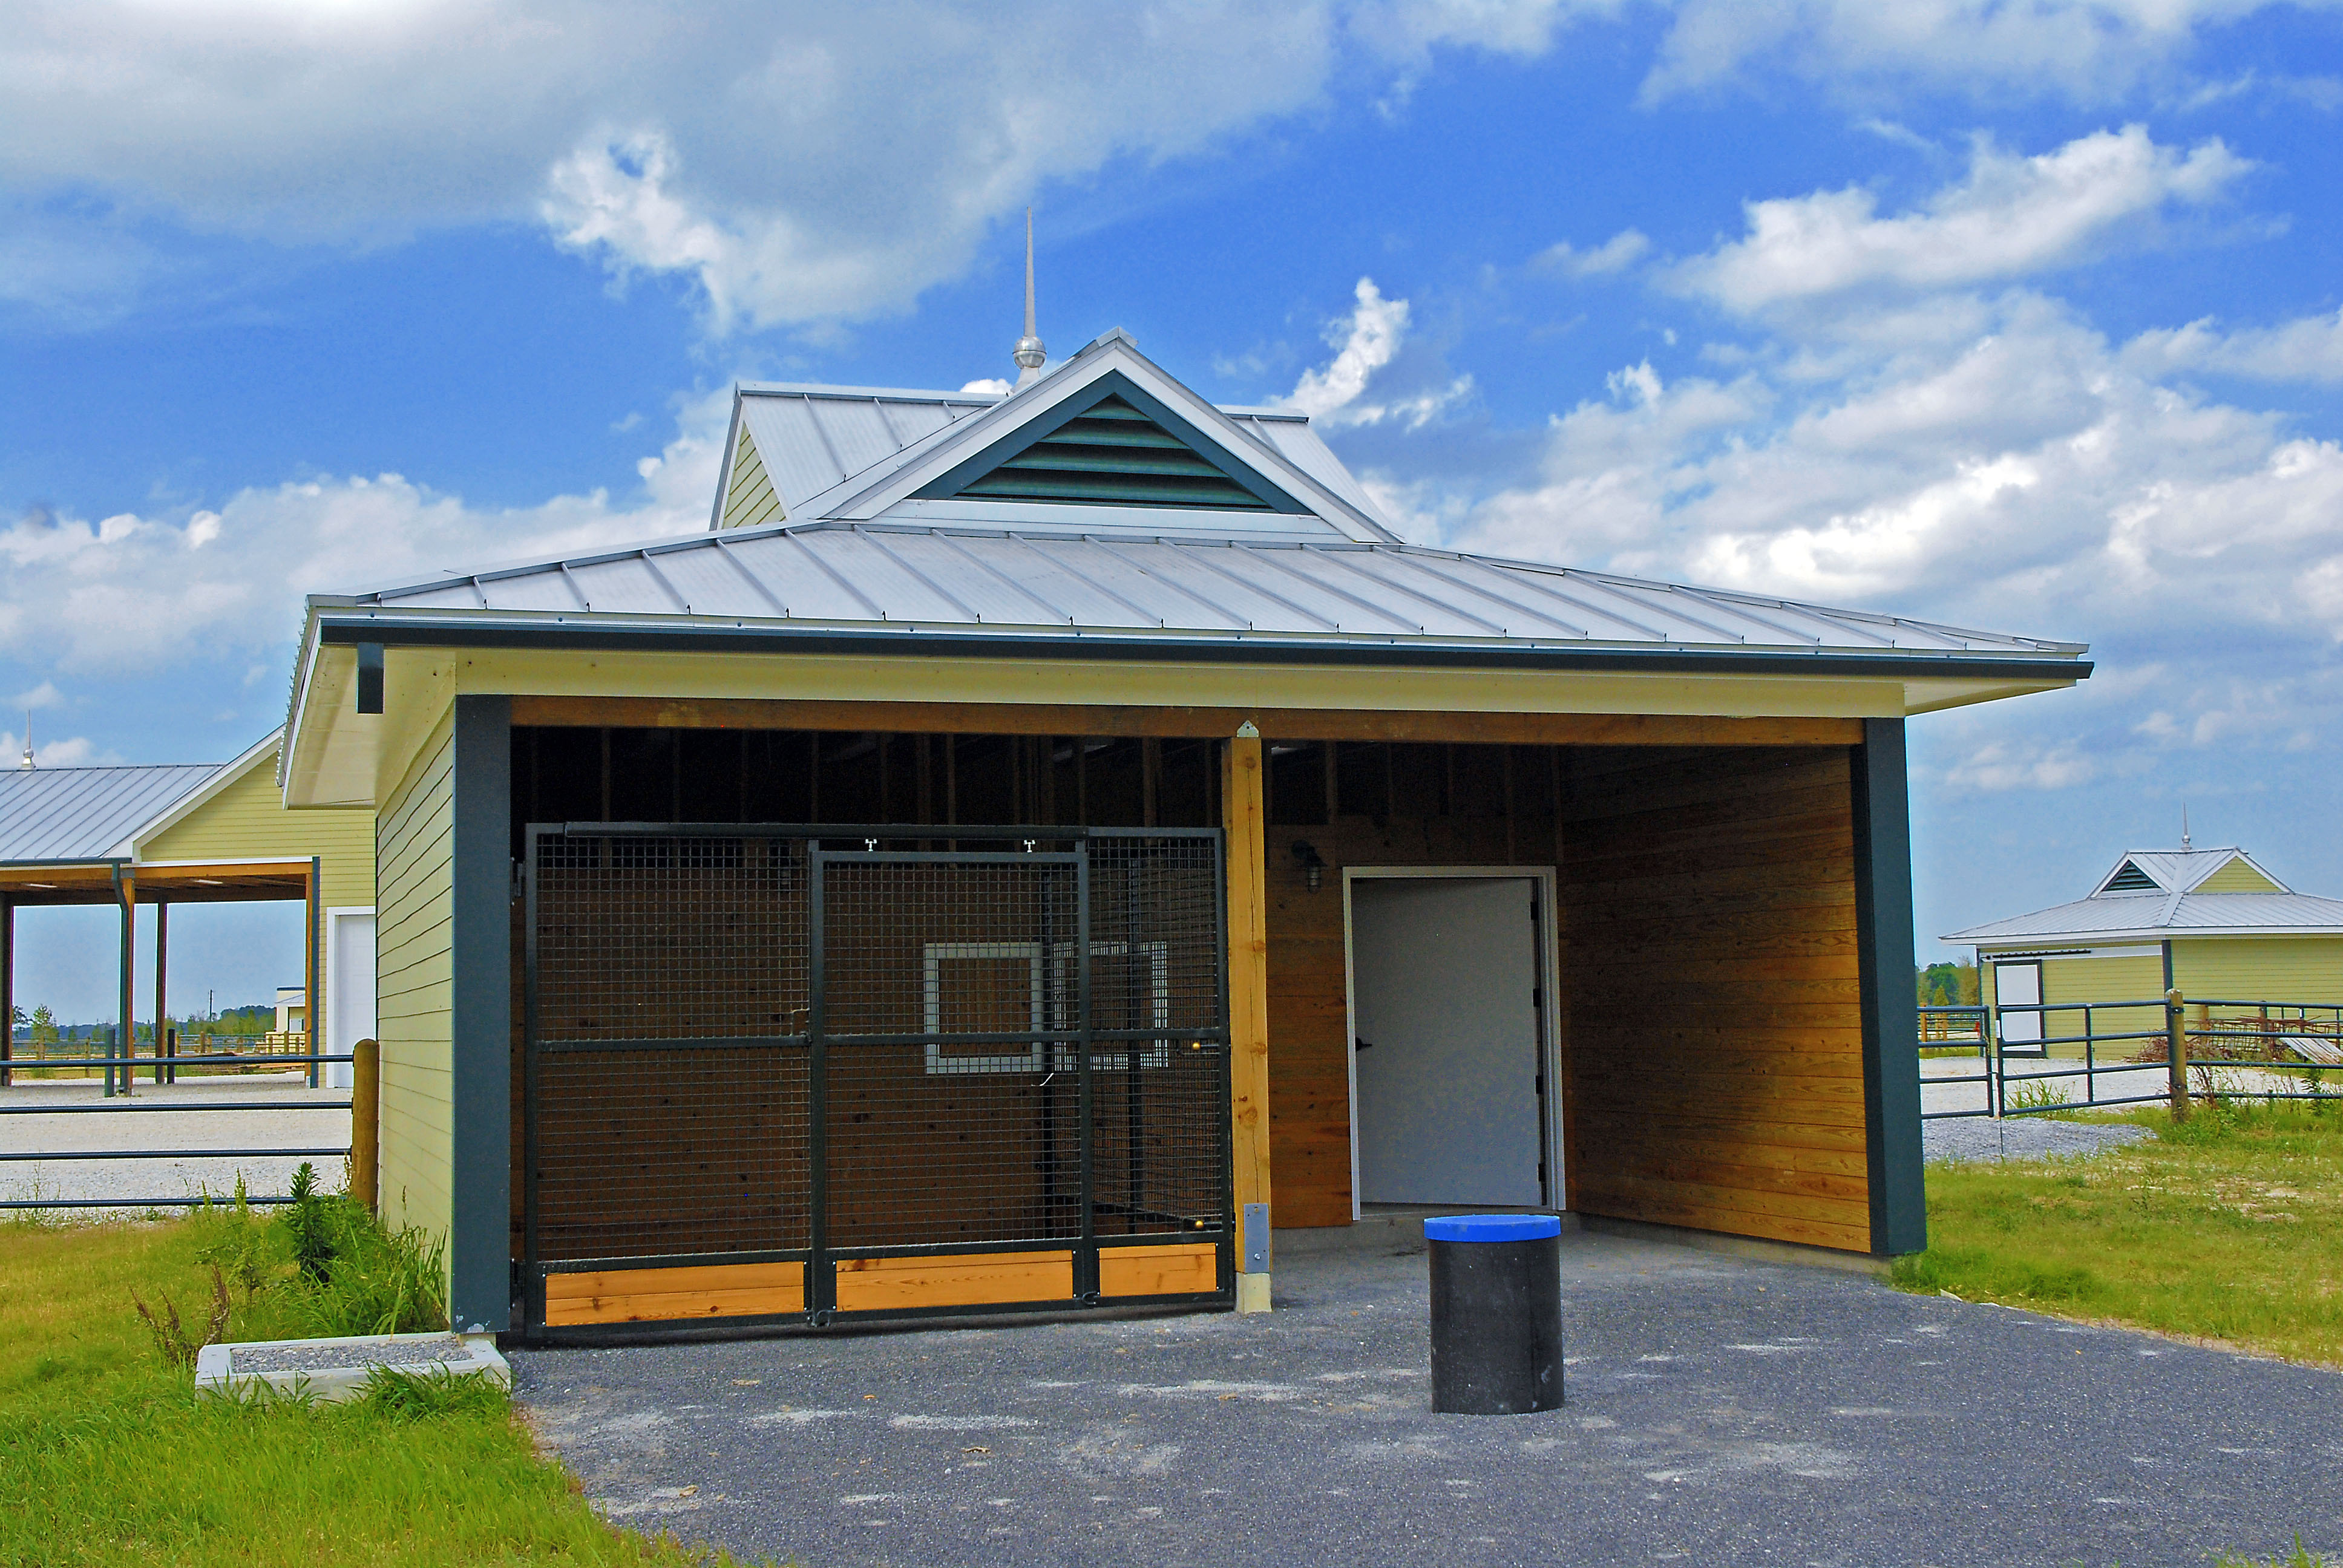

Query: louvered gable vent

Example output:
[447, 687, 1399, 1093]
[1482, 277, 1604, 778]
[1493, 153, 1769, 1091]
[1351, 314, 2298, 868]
[2102, 860, 2160, 892]
[951, 396, 1271, 510]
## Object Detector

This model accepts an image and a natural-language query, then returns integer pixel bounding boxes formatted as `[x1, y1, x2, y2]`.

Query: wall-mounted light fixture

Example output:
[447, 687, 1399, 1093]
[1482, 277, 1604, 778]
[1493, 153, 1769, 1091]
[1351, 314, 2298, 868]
[1290, 840, 1326, 892]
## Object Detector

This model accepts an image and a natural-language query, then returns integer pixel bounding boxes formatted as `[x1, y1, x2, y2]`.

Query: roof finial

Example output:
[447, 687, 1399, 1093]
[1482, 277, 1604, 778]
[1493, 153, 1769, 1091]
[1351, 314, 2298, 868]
[2181, 802, 2191, 851]
[18, 711, 31, 770]
[1012, 206, 1046, 387]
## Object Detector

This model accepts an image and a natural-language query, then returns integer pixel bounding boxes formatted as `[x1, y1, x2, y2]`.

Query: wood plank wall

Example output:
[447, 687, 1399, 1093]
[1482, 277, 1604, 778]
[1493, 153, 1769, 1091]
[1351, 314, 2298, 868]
[1262, 742, 1559, 1229]
[1557, 745, 1871, 1253]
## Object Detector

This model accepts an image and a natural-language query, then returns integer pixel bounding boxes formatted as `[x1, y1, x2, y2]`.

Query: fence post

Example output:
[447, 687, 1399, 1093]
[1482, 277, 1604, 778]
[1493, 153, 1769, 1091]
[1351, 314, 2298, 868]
[2166, 987, 2191, 1124]
[352, 1037, 380, 1215]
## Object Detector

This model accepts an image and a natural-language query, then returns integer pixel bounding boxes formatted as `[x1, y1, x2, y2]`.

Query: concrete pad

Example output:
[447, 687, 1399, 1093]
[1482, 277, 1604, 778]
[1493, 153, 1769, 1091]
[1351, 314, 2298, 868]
[195, 1330, 509, 1404]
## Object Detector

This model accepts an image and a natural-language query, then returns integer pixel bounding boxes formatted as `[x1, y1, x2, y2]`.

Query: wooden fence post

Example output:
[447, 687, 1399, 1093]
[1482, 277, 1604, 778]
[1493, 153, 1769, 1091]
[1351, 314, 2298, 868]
[2166, 987, 2190, 1124]
[353, 1037, 381, 1214]
[1223, 724, 1273, 1313]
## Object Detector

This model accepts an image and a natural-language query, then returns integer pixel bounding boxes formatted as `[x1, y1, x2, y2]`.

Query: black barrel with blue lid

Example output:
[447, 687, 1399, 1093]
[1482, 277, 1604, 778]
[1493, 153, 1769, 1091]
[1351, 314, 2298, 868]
[1424, 1214, 1564, 1414]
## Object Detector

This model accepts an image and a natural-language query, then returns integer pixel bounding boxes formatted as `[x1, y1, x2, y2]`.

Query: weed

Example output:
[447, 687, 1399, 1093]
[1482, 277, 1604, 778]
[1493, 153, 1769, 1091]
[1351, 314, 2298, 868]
[2214, 1538, 2332, 1567]
[351, 1364, 508, 1422]
[282, 1161, 336, 1284]
[130, 1264, 231, 1371]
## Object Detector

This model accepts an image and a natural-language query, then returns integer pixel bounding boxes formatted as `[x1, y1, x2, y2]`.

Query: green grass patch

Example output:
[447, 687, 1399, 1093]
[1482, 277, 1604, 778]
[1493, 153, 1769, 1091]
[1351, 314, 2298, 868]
[1896, 1102, 2343, 1365]
[0, 1200, 771, 1567]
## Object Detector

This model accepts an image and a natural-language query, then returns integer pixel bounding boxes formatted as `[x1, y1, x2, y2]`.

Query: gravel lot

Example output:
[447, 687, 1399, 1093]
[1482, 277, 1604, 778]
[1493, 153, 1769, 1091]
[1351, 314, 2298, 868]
[0, 1073, 349, 1211]
[514, 1223, 2343, 1568]
[1922, 1117, 2155, 1165]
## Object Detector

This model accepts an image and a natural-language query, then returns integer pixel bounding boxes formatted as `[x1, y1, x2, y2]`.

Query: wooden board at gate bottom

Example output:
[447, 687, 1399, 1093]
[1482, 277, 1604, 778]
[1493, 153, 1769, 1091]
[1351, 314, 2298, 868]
[543, 1261, 806, 1326]
[833, 1250, 1075, 1312]
[1099, 1242, 1221, 1299]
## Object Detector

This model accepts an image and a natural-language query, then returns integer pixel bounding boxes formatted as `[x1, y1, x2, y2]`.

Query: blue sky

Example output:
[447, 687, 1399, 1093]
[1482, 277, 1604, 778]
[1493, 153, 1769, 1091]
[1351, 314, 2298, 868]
[6, 1, 2343, 1017]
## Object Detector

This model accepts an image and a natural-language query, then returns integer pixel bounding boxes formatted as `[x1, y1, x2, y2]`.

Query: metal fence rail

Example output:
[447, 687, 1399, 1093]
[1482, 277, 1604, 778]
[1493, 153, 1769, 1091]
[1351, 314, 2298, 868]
[1921, 992, 2343, 1120]
[0, 1027, 355, 1210]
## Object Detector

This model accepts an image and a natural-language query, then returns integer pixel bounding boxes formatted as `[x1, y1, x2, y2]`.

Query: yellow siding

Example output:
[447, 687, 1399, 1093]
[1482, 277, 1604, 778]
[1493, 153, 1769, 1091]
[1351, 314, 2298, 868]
[2040, 955, 2166, 1008]
[2195, 857, 2282, 893]
[2173, 937, 2343, 1005]
[375, 708, 456, 1255]
[143, 750, 376, 911]
[721, 427, 784, 530]
[142, 743, 377, 1033]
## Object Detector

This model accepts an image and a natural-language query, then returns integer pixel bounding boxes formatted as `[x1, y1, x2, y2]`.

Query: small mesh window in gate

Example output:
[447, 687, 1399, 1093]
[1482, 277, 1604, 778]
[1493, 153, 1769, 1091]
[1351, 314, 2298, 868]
[522, 825, 1231, 1335]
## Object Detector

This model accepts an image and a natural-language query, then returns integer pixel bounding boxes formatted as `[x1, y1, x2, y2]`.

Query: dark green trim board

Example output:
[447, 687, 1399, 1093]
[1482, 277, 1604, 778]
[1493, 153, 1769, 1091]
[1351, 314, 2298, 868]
[1852, 718, 1925, 1256]
[450, 696, 514, 1333]
[312, 615, 2091, 687]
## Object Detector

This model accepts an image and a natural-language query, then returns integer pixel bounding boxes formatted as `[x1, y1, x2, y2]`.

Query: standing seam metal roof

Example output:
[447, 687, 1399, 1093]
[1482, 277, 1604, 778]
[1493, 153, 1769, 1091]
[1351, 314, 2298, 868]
[0, 762, 223, 864]
[334, 522, 2083, 659]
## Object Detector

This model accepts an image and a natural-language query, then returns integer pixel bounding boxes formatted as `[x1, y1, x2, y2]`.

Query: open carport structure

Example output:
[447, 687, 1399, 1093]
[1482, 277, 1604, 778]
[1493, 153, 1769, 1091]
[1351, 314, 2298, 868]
[0, 728, 374, 1094]
[278, 327, 2091, 1339]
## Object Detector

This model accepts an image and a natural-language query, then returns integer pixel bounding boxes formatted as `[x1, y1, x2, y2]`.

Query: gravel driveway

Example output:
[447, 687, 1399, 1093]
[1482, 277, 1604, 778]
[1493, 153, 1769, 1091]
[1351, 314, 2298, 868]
[513, 1223, 2342, 1568]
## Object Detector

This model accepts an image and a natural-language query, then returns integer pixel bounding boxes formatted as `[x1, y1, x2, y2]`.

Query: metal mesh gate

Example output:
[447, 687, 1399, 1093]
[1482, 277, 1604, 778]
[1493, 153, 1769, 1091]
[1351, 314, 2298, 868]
[522, 825, 1230, 1335]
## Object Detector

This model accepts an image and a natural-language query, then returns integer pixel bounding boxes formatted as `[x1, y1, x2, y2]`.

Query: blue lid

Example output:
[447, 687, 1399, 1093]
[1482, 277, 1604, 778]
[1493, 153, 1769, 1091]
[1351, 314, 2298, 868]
[1423, 1214, 1562, 1243]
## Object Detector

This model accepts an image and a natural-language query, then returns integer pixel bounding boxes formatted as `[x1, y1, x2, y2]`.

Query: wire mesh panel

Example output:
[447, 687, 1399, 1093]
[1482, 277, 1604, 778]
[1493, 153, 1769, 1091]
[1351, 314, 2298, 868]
[523, 824, 1230, 1330]
[1088, 835, 1230, 1238]
[528, 832, 811, 1263]
[818, 855, 1087, 1252]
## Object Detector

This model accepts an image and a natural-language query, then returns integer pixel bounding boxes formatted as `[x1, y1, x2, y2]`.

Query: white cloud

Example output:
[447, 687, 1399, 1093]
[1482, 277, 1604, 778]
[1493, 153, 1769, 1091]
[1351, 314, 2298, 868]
[1281, 277, 1473, 430]
[0, 2, 1646, 332]
[0, 389, 729, 675]
[1532, 229, 1650, 278]
[1644, 0, 2328, 105]
[958, 378, 1012, 396]
[11, 681, 63, 711]
[0, 729, 106, 768]
[2125, 307, 2343, 385]
[1671, 126, 2252, 313]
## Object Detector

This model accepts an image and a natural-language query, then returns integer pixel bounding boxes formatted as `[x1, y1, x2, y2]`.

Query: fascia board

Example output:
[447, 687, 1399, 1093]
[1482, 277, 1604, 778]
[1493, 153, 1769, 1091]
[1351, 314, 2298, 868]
[282, 613, 326, 794]
[707, 392, 747, 532]
[1969, 925, 2343, 947]
[817, 341, 1387, 538]
[131, 729, 284, 855]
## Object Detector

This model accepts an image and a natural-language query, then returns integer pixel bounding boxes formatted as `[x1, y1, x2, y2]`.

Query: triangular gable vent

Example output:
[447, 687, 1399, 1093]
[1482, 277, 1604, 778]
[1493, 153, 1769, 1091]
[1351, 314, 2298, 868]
[2102, 860, 2160, 893]
[949, 396, 1271, 510]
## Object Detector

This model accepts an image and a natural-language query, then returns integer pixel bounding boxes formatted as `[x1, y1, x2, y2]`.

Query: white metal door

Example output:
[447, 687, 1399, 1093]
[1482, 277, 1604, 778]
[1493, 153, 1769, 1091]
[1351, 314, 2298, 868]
[325, 909, 376, 1091]
[1995, 961, 2044, 1051]
[1350, 878, 1544, 1206]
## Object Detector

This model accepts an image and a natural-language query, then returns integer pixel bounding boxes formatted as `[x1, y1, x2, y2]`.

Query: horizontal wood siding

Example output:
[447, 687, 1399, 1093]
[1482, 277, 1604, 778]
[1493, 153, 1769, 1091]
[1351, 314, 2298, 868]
[376, 709, 456, 1254]
[721, 428, 785, 531]
[1559, 746, 1872, 1253]
[2175, 937, 2343, 1005]
[1263, 748, 1558, 1229]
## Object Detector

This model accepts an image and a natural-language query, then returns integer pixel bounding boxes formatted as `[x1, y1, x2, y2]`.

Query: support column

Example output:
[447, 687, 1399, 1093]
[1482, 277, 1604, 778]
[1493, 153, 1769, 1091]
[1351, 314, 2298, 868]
[1222, 722, 1273, 1312]
[152, 900, 168, 1087]
[306, 859, 322, 1089]
[450, 696, 514, 1334]
[2, 895, 13, 1088]
[1852, 719, 1925, 1256]
[113, 868, 136, 1097]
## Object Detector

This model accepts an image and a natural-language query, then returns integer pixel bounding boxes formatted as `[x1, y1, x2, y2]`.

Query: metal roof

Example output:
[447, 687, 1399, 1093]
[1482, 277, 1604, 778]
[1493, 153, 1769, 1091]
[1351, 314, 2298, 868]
[1947, 890, 2343, 945]
[2089, 847, 2286, 896]
[325, 520, 2085, 662]
[0, 761, 223, 866]
[716, 330, 1403, 543]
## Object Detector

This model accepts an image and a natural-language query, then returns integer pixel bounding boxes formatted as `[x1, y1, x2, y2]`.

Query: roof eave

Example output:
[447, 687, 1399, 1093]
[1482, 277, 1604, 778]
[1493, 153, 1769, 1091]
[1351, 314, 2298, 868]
[307, 607, 2093, 683]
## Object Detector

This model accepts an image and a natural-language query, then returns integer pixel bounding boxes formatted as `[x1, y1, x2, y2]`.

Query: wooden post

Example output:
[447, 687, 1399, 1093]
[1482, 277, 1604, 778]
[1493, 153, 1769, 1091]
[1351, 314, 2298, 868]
[1, 894, 12, 1089]
[352, 1037, 381, 1214]
[152, 900, 168, 1087]
[2166, 987, 2190, 1123]
[1222, 724, 1273, 1313]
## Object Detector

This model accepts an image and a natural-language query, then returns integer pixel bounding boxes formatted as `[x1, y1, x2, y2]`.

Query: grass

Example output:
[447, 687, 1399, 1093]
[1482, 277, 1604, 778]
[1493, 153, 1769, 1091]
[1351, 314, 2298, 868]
[0, 1201, 770, 1567]
[1895, 1101, 2343, 1366]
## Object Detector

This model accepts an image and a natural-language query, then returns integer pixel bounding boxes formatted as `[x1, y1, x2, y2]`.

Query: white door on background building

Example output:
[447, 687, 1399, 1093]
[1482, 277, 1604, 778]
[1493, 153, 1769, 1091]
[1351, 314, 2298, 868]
[1349, 877, 1545, 1207]
[325, 909, 376, 1091]
[1995, 961, 2045, 1051]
